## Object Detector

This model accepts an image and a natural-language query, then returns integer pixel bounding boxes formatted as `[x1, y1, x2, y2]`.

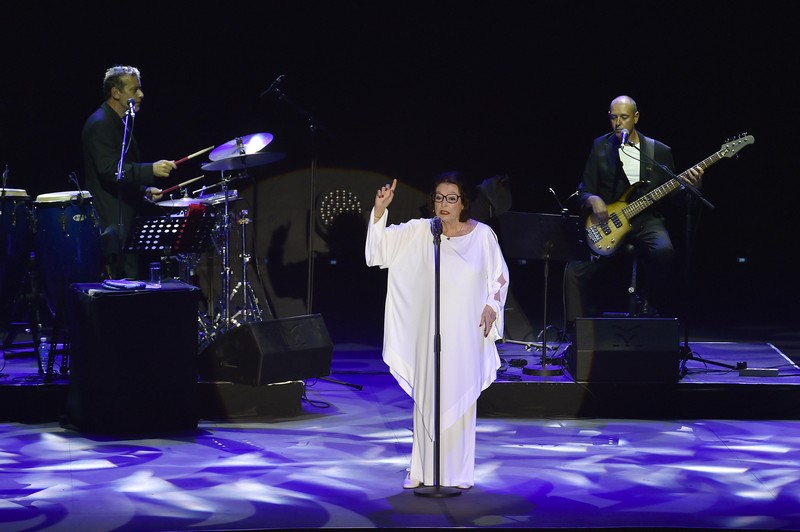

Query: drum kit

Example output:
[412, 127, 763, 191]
[0, 132, 285, 371]
[156, 133, 285, 350]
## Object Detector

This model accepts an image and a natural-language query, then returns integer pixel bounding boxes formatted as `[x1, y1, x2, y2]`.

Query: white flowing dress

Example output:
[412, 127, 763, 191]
[365, 208, 509, 487]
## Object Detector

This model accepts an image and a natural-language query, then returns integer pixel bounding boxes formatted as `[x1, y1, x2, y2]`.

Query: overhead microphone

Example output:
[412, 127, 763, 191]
[68, 171, 84, 205]
[127, 98, 136, 118]
[1, 164, 8, 202]
[260, 75, 285, 97]
[619, 128, 629, 147]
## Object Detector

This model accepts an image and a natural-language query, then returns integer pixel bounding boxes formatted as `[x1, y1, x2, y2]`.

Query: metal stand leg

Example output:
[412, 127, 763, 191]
[197, 175, 276, 350]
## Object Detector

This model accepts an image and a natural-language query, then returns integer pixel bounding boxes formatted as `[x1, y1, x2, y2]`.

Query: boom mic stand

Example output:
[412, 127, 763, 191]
[261, 76, 332, 314]
[621, 141, 734, 373]
[676, 193, 738, 373]
[261, 77, 361, 391]
[415, 217, 460, 498]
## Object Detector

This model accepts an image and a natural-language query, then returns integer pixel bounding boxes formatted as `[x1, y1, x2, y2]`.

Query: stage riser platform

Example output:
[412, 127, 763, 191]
[481, 339, 800, 419]
[2, 340, 797, 423]
[478, 381, 800, 419]
[0, 380, 304, 425]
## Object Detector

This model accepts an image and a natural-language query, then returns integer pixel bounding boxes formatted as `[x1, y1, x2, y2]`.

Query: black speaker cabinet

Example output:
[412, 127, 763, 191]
[566, 317, 680, 383]
[65, 281, 200, 434]
[198, 314, 333, 386]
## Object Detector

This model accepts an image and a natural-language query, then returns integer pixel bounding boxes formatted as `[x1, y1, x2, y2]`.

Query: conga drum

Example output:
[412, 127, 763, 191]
[34, 191, 104, 317]
[0, 189, 33, 321]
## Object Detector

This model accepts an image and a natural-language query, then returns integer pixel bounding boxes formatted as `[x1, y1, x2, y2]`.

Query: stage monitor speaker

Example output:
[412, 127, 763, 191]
[199, 314, 333, 386]
[567, 317, 680, 383]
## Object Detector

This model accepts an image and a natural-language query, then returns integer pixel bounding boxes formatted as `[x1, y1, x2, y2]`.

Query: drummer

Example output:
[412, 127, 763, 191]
[82, 64, 177, 280]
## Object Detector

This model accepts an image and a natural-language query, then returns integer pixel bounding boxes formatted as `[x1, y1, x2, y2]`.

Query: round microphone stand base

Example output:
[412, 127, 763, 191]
[523, 364, 564, 377]
[414, 486, 462, 498]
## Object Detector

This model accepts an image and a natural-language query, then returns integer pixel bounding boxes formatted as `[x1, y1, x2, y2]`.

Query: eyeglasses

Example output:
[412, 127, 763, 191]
[433, 193, 461, 204]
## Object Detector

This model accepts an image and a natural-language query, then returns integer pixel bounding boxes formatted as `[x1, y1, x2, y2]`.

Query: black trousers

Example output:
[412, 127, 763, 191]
[564, 215, 675, 321]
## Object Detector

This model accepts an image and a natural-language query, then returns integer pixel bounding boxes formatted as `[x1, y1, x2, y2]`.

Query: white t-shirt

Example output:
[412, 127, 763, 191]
[620, 142, 640, 185]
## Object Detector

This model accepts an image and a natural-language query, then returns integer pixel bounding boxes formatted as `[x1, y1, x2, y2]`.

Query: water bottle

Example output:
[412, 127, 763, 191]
[38, 337, 50, 375]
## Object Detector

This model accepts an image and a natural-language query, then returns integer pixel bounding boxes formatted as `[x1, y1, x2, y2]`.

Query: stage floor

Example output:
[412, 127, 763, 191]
[2, 327, 800, 529]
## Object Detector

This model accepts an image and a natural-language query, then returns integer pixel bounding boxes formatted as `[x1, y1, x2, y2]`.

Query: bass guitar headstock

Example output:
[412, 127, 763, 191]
[720, 133, 755, 158]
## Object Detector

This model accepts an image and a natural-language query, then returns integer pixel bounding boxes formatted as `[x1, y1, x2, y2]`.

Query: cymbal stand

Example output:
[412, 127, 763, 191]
[217, 173, 234, 332]
[206, 172, 267, 333]
[227, 209, 265, 326]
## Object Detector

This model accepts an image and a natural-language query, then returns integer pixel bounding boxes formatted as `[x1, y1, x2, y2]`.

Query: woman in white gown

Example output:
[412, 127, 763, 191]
[365, 171, 509, 489]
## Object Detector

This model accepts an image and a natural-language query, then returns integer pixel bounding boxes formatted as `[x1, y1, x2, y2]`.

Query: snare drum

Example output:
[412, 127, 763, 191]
[34, 191, 104, 316]
[0, 189, 33, 318]
[197, 189, 238, 206]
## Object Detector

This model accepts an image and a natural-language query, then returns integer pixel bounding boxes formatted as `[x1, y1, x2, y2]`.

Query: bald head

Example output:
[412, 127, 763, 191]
[610, 95, 637, 113]
[608, 95, 640, 143]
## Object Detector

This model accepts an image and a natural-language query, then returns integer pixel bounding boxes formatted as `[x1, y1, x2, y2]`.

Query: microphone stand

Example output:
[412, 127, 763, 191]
[416, 218, 460, 498]
[266, 83, 331, 315]
[624, 143, 734, 373]
[115, 109, 134, 277]
[265, 80, 361, 390]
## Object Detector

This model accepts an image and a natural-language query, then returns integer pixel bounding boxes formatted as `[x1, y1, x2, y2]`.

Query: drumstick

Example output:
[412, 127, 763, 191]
[175, 145, 215, 165]
[159, 175, 205, 196]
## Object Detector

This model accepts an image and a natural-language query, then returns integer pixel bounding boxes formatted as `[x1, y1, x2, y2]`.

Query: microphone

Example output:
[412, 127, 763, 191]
[1, 164, 8, 201]
[619, 128, 629, 147]
[68, 172, 84, 205]
[127, 98, 136, 118]
[260, 75, 285, 97]
[431, 216, 443, 237]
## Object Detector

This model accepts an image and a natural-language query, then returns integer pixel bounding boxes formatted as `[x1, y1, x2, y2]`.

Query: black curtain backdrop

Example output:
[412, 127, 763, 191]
[1, 3, 795, 339]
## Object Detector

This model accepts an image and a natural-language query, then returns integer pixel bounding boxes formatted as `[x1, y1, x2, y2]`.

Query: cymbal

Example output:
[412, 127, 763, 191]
[208, 133, 274, 161]
[201, 151, 285, 172]
[156, 197, 206, 208]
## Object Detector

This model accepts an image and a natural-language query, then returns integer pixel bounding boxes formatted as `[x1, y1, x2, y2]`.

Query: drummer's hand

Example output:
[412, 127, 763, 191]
[153, 160, 177, 178]
[145, 187, 164, 202]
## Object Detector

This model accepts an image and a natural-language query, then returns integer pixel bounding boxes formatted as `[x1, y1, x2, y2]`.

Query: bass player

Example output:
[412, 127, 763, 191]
[564, 94, 703, 325]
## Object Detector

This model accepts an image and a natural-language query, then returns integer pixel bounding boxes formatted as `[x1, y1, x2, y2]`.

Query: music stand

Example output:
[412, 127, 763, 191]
[497, 212, 587, 376]
[125, 215, 215, 255]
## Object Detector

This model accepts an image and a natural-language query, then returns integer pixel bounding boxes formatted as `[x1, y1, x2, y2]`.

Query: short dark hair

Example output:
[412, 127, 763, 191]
[432, 170, 472, 222]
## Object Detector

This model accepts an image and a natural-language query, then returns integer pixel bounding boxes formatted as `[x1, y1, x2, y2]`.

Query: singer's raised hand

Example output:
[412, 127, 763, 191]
[373, 178, 397, 220]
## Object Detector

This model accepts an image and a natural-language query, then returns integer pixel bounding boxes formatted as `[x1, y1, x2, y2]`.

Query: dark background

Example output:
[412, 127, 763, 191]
[1, 3, 795, 343]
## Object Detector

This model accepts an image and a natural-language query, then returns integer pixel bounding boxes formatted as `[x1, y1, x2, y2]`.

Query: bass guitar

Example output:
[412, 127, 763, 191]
[585, 133, 754, 256]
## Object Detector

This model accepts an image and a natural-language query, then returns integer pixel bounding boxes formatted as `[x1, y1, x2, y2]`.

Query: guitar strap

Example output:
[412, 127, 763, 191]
[641, 135, 656, 184]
